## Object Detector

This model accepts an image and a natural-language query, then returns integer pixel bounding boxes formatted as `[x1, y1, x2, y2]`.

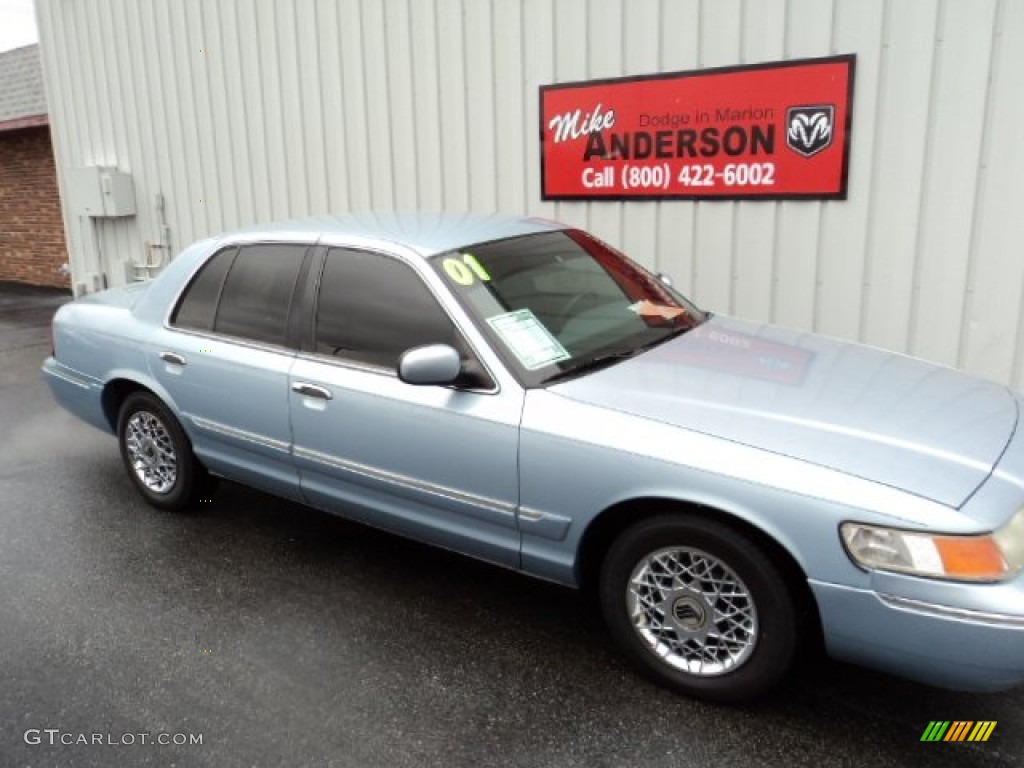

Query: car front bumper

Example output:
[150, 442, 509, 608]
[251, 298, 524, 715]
[810, 577, 1024, 692]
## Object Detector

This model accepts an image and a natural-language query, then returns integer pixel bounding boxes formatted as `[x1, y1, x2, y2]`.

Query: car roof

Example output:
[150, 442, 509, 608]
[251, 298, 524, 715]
[215, 211, 570, 258]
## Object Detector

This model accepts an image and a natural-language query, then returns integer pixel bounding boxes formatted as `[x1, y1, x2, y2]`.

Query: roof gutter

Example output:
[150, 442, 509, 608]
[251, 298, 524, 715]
[0, 113, 48, 133]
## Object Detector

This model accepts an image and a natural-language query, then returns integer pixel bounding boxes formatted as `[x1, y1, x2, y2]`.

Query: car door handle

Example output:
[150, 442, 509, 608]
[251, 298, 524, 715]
[159, 351, 187, 366]
[291, 382, 333, 400]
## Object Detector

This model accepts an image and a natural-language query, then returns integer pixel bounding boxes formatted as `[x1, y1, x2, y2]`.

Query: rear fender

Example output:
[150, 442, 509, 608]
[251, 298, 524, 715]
[100, 369, 185, 435]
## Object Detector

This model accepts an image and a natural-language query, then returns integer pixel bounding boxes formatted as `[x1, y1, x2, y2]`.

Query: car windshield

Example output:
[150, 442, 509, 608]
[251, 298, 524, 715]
[430, 229, 706, 386]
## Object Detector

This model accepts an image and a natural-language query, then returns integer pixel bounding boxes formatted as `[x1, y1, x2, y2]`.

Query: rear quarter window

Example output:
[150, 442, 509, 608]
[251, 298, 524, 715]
[171, 247, 237, 331]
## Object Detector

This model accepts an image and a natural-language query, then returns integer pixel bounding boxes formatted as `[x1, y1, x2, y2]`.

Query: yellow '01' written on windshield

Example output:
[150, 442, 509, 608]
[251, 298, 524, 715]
[442, 253, 491, 286]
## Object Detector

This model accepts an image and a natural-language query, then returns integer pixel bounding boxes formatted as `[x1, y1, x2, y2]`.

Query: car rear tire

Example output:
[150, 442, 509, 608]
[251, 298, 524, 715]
[117, 391, 211, 512]
[599, 514, 798, 703]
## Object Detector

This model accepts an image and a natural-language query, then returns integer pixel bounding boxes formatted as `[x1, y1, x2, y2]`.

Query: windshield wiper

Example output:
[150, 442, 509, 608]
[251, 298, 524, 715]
[542, 318, 706, 386]
[541, 349, 640, 385]
[634, 323, 695, 353]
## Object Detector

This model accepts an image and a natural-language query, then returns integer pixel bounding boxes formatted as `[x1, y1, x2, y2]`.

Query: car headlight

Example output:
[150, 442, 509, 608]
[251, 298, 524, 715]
[995, 508, 1024, 573]
[841, 509, 1024, 582]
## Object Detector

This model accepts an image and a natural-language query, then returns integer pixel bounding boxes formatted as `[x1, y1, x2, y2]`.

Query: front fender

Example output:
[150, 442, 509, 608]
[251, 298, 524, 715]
[517, 390, 949, 589]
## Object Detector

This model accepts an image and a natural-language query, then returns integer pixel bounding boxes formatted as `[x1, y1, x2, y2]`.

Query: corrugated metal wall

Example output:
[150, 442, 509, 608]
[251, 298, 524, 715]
[35, 0, 1024, 387]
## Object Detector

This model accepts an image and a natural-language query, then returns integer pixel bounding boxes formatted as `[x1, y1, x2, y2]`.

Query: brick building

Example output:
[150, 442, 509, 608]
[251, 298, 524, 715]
[0, 44, 68, 289]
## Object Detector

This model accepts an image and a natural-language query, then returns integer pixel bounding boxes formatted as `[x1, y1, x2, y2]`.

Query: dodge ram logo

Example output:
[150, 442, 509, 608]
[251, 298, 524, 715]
[786, 105, 834, 158]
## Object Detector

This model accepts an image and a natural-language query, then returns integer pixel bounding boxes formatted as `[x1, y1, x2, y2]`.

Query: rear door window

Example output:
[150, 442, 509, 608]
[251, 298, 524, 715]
[213, 244, 307, 346]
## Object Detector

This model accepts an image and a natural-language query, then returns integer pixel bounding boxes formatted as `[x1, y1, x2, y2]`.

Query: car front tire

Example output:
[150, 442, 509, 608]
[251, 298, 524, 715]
[117, 391, 210, 512]
[599, 514, 798, 703]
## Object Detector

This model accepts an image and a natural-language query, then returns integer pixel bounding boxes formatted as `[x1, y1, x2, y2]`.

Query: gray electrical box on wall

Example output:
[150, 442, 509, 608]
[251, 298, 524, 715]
[69, 167, 136, 217]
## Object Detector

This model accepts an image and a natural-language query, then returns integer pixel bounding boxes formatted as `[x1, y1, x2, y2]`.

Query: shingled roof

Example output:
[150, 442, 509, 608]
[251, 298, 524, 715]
[0, 44, 48, 131]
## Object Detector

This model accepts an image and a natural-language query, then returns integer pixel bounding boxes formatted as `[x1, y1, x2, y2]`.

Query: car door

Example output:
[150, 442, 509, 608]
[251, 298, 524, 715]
[288, 246, 523, 567]
[149, 242, 310, 501]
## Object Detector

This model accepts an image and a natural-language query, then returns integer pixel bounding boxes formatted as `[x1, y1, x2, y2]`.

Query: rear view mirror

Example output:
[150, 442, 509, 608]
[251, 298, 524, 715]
[398, 344, 461, 386]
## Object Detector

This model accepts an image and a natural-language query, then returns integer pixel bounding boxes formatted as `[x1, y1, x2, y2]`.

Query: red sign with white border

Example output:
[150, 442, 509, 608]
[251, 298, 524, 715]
[540, 55, 855, 201]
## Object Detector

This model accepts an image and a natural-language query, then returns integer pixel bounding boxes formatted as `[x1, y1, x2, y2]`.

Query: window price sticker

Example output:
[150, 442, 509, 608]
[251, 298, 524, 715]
[486, 309, 570, 370]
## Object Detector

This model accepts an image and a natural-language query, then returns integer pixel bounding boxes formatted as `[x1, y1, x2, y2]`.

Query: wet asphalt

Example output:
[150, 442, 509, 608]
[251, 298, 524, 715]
[0, 282, 1020, 768]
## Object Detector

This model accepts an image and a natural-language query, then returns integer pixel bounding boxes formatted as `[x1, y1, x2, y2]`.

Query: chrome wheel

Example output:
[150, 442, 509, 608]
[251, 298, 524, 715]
[627, 546, 758, 677]
[124, 410, 178, 494]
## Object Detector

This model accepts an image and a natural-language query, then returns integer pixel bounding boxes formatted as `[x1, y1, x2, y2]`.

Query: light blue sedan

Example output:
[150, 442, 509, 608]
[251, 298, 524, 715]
[43, 213, 1024, 702]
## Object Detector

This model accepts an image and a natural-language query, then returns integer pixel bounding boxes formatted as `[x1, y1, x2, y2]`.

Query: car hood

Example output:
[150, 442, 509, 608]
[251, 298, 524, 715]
[552, 315, 1018, 507]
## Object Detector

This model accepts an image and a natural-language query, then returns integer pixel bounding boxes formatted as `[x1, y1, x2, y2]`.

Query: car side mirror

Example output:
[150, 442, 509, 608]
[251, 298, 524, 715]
[398, 344, 461, 386]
